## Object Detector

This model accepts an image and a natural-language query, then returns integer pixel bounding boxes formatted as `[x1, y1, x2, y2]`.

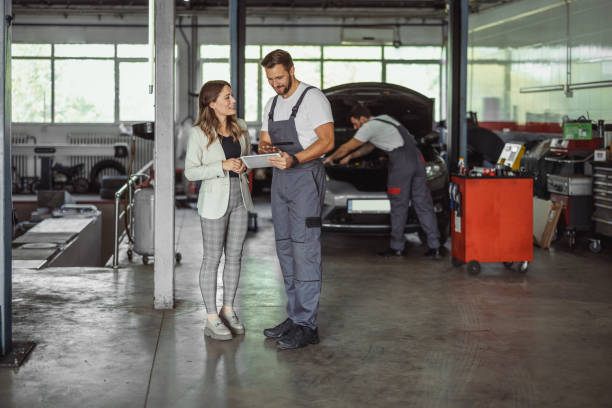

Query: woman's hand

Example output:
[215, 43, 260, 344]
[222, 158, 243, 173]
[235, 160, 247, 174]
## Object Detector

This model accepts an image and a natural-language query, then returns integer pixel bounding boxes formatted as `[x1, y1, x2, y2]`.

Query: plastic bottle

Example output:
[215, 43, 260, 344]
[458, 157, 466, 175]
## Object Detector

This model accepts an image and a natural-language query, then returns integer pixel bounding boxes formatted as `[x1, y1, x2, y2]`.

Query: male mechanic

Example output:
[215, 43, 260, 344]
[323, 104, 441, 259]
[258, 49, 334, 349]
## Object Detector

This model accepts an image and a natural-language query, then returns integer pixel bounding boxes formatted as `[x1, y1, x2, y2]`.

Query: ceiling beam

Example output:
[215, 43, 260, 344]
[13, 5, 447, 19]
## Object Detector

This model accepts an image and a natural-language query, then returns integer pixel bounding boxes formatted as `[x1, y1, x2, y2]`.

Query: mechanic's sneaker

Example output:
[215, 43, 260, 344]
[377, 248, 404, 257]
[204, 318, 233, 341]
[220, 309, 245, 335]
[424, 247, 442, 260]
[276, 325, 320, 350]
[263, 318, 294, 339]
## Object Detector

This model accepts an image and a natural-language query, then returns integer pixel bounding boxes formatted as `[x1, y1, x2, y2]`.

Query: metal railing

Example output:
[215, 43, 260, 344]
[112, 160, 154, 269]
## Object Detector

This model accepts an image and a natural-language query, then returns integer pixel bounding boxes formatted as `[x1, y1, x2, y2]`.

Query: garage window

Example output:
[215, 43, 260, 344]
[120, 62, 154, 122]
[12, 44, 53, 123]
[12, 43, 154, 124]
[386, 63, 441, 120]
[54, 59, 115, 123]
[262, 45, 321, 59]
[199, 44, 444, 124]
[323, 61, 382, 88]
[200, 45, 261, 122]
[384, 46, 442, 60]
[324, 46, 381, 60]
[202, 62, 231, 83]
[12, 58, 52, 123]
[244, 62, 259, 122]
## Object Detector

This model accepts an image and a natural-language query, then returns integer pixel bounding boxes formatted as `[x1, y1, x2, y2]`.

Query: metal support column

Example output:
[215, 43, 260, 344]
[153, 0, 175, 309]
[229, 0, 246, 118]
[190, 16, 198, 120]
[0, 0, 12, 356]
[446, 0, 468, 171]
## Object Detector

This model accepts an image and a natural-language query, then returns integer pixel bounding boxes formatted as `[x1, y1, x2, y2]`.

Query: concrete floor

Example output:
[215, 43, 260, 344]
[2, 197, 612, 408]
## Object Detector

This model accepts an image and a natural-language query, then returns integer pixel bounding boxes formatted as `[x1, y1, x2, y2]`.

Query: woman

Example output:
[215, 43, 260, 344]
[185, 80, 254, 341]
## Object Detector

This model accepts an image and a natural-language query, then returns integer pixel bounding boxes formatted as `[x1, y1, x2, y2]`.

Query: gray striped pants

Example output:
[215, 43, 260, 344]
[199, 177, 248, 314]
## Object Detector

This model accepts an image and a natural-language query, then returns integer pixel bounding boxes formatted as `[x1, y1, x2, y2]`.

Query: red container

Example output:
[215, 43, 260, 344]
[451, 175, 534, 274]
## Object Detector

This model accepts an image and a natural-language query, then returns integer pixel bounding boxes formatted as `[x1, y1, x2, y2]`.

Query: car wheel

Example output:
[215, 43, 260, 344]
[89, 159, 126, 193]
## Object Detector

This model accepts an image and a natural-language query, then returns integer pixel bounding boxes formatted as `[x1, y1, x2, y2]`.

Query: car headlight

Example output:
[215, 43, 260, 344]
[425, 163, 444, 179]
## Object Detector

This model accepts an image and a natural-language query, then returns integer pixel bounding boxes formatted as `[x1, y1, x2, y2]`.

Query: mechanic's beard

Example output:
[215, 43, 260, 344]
[281, 77, 293, 95]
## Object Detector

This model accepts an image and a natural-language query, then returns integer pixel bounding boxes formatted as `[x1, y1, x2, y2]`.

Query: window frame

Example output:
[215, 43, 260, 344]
[12, 43, 150, 125]
[12, 43, 445, 124]
[200, 44, 444, 124]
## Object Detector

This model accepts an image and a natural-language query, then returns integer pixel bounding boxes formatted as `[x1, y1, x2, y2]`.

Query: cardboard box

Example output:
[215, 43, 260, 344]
[533, 197, 552, 243]
[538, 201, 563, 249]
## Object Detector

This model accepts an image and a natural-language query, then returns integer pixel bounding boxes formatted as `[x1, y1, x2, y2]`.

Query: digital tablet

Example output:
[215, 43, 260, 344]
[240, 153, 281, 169]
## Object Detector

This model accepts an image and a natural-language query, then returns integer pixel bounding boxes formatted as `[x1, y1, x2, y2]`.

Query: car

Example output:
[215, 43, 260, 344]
[322, 82, 450, 245]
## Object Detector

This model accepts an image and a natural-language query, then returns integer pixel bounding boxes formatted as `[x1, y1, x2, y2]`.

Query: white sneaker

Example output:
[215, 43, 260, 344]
[220, 310, 246, 335]
[204, 317, 232, 341]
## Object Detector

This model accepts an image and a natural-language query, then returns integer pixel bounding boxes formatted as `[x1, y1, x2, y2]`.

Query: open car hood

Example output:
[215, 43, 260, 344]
[323, 82, 434, 138]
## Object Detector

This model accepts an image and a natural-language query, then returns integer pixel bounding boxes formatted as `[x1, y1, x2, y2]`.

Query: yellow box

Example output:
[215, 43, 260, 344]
[497, 143, 525, 170]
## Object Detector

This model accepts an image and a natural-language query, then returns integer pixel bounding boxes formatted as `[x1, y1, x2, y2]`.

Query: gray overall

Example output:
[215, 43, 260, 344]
[268, 87, 325, 330]
[372, 118, 440, 251]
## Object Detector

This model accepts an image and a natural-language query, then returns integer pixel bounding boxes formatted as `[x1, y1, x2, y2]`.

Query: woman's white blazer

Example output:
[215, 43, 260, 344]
[184, 119, 254, 219]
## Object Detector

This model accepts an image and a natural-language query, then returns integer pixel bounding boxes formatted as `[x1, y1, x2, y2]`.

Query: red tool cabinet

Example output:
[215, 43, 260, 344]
[450, 175, 533, 275]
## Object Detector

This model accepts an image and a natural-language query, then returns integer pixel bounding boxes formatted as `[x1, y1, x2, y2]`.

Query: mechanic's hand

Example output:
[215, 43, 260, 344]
[323, 156, 334, 166]
[268, 151, 293, 170]
[222, 158, 243, 173]
[339, 155, 352, 165]
[258, 142, 279, 154]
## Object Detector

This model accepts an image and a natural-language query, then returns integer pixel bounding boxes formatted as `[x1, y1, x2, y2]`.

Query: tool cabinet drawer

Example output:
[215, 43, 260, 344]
[593, 203, 612, 220]
[593, 179, 612, 192]
[594, 217, 612, 237]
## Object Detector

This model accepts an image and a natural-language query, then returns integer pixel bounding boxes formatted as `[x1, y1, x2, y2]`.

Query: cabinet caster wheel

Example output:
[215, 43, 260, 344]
[503, 262, 513, 269]
[175, 252, 182, 264]
[143, 255, 149, 265]
[518, 261, 528, 273]
[467, 260, 480, 275]
[589, 239, 602, 253]
[127, 249, 133, 262]
[451, 257, 463, 267]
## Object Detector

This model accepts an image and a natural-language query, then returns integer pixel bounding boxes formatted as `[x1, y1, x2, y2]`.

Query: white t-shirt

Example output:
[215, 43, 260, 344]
[261, 82, 334, 150]
[353, 114, 406, 152]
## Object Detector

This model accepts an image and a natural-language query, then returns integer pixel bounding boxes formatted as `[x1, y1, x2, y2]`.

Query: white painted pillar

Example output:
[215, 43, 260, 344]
[153, 0, 175, 309]
[0, 0, 12, 355]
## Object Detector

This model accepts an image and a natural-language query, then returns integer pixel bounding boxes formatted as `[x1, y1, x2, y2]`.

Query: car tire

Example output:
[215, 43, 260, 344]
[89, 159, 126, 193]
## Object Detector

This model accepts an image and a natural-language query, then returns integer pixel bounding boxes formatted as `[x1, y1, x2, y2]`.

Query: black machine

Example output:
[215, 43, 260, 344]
[52, 163, 89, 193]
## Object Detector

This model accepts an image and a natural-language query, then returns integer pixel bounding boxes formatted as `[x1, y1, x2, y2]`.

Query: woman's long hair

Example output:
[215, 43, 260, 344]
[194, 80, 245, 147]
